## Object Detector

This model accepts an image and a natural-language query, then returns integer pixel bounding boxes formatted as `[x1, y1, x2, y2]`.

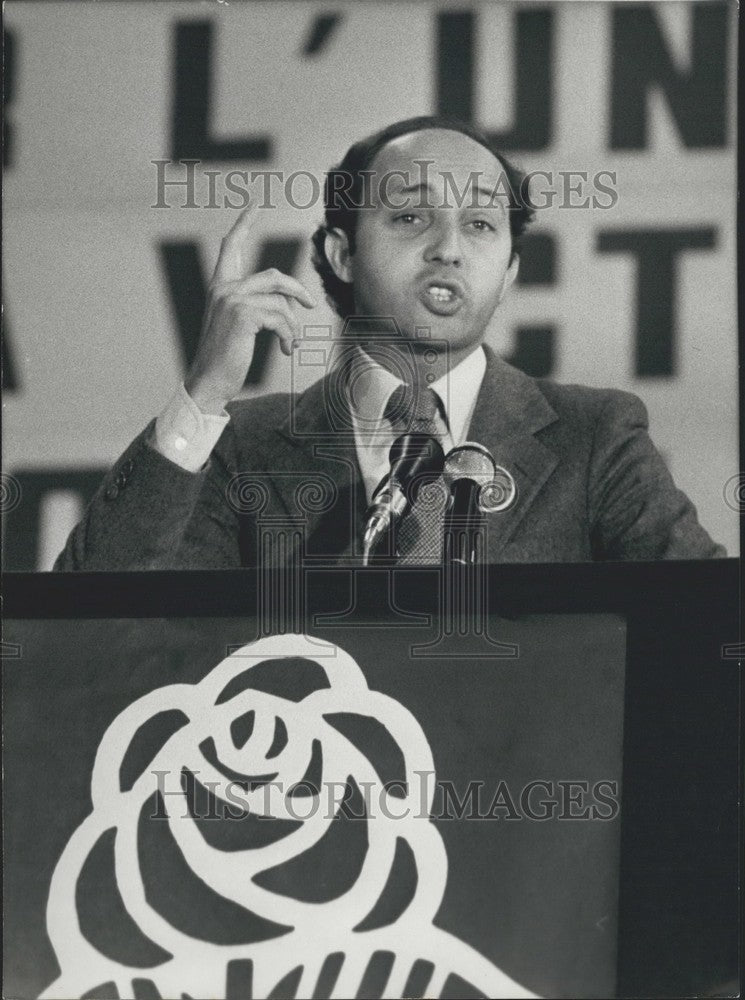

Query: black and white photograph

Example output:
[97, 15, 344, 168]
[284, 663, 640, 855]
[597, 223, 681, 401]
[2, 1, 741, 998]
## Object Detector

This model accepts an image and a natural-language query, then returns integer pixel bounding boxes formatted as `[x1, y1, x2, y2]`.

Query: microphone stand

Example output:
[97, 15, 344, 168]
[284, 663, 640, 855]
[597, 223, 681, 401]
[411, 446, 520, 659]
[443, 477, 486, 565]
[440, 445, 494, 646]
[442, 443, 495, 567]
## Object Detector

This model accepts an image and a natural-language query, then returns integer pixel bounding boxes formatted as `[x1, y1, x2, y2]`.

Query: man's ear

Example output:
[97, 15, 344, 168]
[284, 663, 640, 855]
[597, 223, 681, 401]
[498, 255, 520, 303]
[324, 228, 354, 284]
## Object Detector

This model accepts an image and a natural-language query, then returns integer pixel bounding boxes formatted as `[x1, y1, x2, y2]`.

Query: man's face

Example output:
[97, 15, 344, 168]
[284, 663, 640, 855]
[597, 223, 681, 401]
[331, 129, 519, 362]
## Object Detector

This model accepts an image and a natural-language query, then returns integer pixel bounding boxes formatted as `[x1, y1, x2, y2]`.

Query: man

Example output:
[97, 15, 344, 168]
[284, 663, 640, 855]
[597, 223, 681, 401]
[55, 116, 724, 570]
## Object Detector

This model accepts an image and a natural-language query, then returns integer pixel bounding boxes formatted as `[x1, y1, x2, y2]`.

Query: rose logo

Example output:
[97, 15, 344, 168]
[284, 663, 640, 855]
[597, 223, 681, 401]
[41, 634, 536, 999]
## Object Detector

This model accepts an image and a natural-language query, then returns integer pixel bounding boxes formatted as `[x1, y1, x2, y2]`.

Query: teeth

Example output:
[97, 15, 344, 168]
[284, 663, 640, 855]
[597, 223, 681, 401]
[428, 285, 454, 301]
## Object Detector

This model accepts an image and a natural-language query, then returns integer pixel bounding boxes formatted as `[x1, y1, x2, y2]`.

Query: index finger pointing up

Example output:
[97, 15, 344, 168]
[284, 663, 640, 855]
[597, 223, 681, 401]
[213, 202, 257, 284]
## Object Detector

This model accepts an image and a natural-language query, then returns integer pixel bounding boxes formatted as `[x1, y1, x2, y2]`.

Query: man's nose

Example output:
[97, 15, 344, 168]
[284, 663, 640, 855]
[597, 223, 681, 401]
[423, 218, 463, 266]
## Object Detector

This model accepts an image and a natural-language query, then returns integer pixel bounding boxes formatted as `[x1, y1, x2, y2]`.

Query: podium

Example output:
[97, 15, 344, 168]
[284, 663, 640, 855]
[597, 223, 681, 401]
[3, 561, 739, 999]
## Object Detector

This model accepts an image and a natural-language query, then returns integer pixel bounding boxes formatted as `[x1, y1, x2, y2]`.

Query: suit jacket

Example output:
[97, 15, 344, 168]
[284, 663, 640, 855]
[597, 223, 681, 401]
[54, 349, 725, 570]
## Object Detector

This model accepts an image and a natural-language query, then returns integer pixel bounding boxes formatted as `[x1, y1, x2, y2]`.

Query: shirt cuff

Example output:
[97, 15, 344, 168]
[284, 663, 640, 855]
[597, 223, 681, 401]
[152, 383, 230, 472]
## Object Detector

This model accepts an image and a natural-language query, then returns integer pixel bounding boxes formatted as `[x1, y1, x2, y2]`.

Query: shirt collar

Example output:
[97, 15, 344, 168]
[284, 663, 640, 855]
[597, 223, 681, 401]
[346, 347, 404, 429]
[430, 344, 487, 443]
[347, 344, 487, 440]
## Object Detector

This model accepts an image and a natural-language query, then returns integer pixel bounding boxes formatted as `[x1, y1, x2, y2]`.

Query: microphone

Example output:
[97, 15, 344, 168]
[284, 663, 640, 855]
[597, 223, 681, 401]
[363, 433, 445, 563]
[442, 443, 497, 564]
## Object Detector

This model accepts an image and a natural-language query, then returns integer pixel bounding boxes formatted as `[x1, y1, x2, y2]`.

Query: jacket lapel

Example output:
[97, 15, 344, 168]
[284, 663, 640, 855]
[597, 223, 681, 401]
[468, 348, 559, 561]
[272, 377, 366, 560]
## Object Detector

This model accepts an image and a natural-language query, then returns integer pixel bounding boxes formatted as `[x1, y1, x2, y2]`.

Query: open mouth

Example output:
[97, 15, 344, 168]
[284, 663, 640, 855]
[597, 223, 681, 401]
[420, 281, 464, 315]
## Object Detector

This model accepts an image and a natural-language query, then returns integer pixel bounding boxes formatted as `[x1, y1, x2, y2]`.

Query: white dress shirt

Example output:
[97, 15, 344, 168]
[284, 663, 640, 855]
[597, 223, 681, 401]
[153, 382, 230, 473]
[346, 345, 487, 501]
[152, 345, 488, 500]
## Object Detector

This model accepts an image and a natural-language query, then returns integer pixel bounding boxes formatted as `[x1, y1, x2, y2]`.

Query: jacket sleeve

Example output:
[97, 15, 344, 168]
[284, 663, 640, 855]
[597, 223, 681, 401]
[587, 390, 726, 560]
[53, 420, 245, 571]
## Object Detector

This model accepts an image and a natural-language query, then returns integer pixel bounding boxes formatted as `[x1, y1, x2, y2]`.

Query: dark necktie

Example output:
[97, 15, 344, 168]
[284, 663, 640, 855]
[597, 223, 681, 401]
[383, 384, 448, 564]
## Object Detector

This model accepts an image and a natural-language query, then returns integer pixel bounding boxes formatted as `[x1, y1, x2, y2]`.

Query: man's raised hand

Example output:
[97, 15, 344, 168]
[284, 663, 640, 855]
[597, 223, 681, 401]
[184, 204, 317, 414]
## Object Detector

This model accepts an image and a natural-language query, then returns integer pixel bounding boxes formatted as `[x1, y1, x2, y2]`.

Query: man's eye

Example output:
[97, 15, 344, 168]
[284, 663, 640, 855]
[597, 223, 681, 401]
[394, 213, 421, 224]
[469, 219, 496, 232]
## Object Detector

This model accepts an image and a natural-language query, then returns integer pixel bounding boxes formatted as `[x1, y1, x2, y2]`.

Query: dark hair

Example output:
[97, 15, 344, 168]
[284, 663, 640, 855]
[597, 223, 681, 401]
[310, 115, 535, 318]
